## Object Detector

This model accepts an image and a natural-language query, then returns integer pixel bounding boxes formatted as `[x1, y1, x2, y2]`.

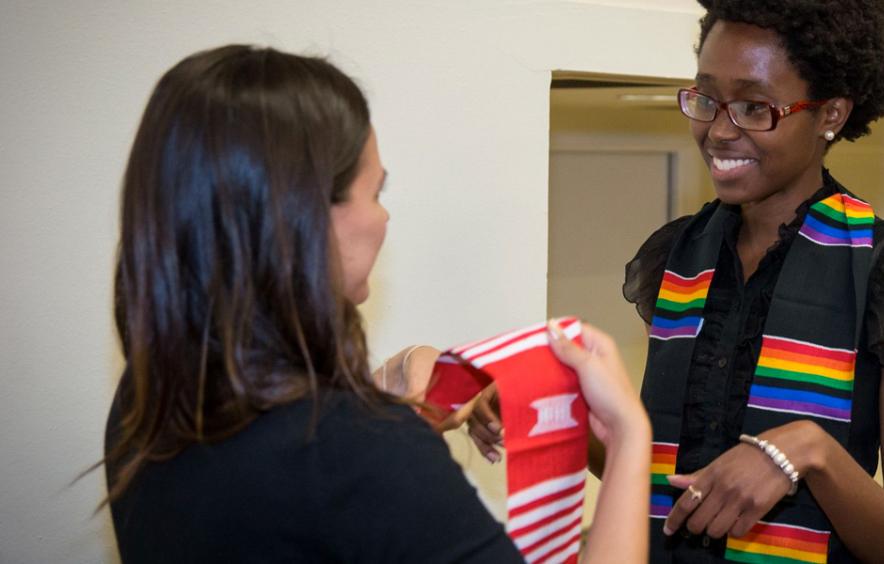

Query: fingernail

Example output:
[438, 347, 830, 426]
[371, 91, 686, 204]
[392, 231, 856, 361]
[488, 451, 501, 463]
[665, 474, 682, 485]
[663, 524, 673, 536]
[488, 421, 501, 433]
[546, 319, 560, 340]
[547, 319, 566, 341]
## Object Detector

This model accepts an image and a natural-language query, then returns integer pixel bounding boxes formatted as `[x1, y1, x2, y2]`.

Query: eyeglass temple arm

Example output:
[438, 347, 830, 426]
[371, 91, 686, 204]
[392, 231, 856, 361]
[780, 99, 827, 117]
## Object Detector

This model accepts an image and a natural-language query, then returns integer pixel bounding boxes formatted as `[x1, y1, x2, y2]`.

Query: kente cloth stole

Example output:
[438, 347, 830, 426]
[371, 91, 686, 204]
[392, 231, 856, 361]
[426, 317, 588, 564]
[642, 192, 874, 564]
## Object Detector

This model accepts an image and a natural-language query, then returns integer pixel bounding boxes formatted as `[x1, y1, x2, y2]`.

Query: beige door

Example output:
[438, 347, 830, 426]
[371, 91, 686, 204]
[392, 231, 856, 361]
[548, 149, 670, 383]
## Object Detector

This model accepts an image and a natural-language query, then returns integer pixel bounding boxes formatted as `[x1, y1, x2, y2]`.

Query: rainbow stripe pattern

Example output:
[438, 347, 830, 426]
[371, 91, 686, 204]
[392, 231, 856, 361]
[726, 521, 830, 563]
[650, 442, 678, 518]
[798, 193, 873, 248]
[649, 269, 714, 340]
[748, 336, 855, 423]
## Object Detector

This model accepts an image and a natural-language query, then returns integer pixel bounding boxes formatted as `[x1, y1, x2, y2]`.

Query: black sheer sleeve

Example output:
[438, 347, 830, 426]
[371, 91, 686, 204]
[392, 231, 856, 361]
[863, 219, 884, 365]
[623, 216, 693, 325]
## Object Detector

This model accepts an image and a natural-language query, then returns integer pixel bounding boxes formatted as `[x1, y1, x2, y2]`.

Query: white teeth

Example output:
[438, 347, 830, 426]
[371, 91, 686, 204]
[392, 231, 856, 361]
[712, 157, 754, 171]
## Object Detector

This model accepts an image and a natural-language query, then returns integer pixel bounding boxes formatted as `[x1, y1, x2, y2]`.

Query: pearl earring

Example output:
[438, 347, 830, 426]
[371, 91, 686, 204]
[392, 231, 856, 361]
[824, 130, 835, 141]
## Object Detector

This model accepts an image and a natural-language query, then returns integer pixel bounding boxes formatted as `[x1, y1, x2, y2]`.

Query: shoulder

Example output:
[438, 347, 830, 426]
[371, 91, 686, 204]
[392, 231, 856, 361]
[637, 214, 694, 257]
[623, 214, 696, 324]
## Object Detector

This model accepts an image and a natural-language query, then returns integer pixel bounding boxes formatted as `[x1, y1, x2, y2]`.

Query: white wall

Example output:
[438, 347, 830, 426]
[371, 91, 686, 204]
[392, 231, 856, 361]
[0, 1, 701, 561]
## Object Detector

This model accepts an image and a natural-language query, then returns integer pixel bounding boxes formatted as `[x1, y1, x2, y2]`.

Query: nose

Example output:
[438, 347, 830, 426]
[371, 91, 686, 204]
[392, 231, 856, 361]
[708, 108, 741, 143]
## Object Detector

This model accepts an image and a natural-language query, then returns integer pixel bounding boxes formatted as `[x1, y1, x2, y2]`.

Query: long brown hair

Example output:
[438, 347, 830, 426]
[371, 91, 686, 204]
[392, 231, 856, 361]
[106, 45, 382, 501]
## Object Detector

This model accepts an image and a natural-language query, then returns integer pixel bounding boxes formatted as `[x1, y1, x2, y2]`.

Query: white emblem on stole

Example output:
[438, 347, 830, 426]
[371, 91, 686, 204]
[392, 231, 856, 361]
[528, 393, 579, 436]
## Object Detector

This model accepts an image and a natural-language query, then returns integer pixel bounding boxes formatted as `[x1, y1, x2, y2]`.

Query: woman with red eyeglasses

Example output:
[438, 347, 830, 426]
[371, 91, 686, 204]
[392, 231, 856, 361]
[622, 1, 884, 562]
[471, 0, 884, 561]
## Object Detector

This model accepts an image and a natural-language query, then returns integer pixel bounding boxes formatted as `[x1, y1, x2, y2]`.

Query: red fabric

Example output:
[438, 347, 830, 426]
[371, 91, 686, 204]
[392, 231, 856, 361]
[425, 318, 588, 563]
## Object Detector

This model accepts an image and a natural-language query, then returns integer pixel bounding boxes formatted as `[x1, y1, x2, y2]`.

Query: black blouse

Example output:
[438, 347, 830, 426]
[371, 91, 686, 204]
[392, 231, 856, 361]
[624, 181, 884, 486]
[624, 179, 884, 560]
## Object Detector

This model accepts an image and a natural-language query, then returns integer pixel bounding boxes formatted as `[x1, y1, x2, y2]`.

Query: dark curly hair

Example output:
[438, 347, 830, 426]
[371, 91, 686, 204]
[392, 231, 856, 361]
[696, 0, 884, 141]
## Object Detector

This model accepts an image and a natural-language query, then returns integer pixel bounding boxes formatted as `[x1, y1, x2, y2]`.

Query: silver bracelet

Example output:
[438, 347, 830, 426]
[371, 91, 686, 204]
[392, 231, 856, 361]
[739, 434, 799, 495]
[402, 344, 430, 375]
[378, 345, 428, 395]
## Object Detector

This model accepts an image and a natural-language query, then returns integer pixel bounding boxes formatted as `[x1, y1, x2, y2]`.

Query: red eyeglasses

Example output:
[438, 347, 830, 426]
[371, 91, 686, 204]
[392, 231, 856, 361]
[678, 88, 829, 132]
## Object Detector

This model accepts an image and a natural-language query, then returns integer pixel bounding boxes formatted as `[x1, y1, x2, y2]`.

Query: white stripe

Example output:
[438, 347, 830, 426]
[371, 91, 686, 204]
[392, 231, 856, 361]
[451, 322, 539, 356]
[755, 520, 830, 535]
[450, 335, 491, 354]
[434, 354, 460, 364]
[472, 332, 549, 368]
[457, 320, 547, 358]
[653, 441, 679, 448]
[513, 505, 583, 550]
[472, 319, 581, 368]
[663, 268, 715, 282]
[649, 333, 699, 341]
[798, 231, 872, 248]
[649, 318, 704, 342]
[524, 523, 582, 563]
[562, 319, 582, 339]
[507, 491, 584, 532]
[507, 470, 587, 510]
[540, 538, 582, 564]
[762, 334, 856, 355]
[747, 403, 851, 423]
[458, 317, 581, 361]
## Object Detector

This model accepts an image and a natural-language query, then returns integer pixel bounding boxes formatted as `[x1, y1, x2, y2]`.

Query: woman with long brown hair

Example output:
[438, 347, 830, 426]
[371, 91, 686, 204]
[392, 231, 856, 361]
[105, 44, 651, 563]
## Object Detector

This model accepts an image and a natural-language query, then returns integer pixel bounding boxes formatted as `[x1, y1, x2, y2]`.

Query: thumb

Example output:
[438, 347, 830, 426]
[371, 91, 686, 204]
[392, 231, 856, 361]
[547, 319, 592, 367]
[666, 473, 698, 490]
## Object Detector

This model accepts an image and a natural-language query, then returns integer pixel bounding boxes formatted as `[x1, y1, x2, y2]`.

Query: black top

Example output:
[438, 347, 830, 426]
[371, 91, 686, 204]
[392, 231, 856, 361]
[106, 390, 522, 564]
[624, 181, 884, 561]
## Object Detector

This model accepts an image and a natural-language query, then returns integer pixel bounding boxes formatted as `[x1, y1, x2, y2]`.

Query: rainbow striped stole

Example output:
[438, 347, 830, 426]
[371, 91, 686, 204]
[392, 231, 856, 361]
[649, 442, 678, 519]
[798, 193, 873, 248]
[642, 185, 876, 563]
[725, 521, 830, 564]
[748, 336, 855, 422]
[650, 269, 714, 340]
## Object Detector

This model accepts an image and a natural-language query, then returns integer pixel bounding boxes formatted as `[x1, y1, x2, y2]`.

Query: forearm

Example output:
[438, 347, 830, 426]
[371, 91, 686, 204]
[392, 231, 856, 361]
[801, 424, 884, 563]
[580, 421, 651, 564]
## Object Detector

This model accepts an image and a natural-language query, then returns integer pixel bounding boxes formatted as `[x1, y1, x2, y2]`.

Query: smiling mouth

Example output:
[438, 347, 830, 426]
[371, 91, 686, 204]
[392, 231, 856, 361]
[712, 157, 756, 171]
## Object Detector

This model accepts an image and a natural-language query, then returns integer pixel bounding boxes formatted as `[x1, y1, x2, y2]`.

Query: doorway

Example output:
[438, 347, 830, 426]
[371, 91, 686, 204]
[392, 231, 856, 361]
[547, 71, 701, 385]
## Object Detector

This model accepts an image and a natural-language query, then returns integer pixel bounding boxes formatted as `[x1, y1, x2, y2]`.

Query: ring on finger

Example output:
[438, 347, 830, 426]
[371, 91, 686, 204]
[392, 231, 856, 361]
[688, 484, 703, 503]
